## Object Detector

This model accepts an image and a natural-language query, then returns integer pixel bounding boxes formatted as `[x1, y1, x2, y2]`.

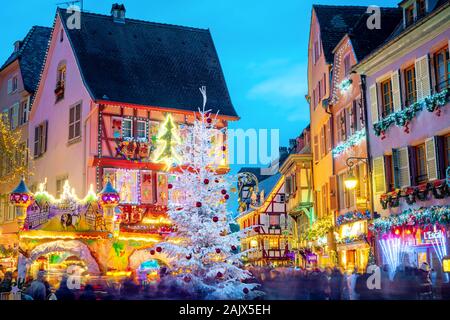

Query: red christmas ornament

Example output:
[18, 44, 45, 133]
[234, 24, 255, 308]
[213, 216, 219, 223]
[196, 202, 202, 208]
[216, 272, 223, 279]
[404, 122, 410, 134]
[204, 179, 210, 185]
[186, 254, 192, 260]
[254, 226, 260, 233]
[243, 288, 249, 294]
[215, 179, 220, 183]
[216, 248, 221, 254]
[381, 131, 386, 140]
[156, 247, 162, 253]
[221, 189, 227, 195]
[184, 276, 191, 283]
[168, 184, 173, 190]
[150, 250, 156, 255]
[222, 146, 227, 152]
[224, 194, 230, 200]
[207, 118, 212, 124]
[231, 245, 237, 251]
[205, 112, 211, 118]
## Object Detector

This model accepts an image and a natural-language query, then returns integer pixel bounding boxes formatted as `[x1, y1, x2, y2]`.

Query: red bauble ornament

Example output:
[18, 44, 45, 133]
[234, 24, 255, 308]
[215, 179, 220, 183]
[243, 288, 249, 294]
[213, 216, 219, 223]
[216, 248, 221, 254]
[204, 179, 210, 185]
[168, 184, 173, 190]
[221, 189, 227, 195]
[156, 247, 162, 253]
[207, 118, 212, 124]
[216, 272, 223, 279]
[254, 226, 260, 232]
[231, 245, 237, 251]
[186, 254, 192, 260]
[196, 202, 202, 208]
[150, 250, 156, 255]
[224, 194, 230, 200]
[205, 112, 211, 118]
[184, 276, 191, 283]
[222, 146, 227, 151]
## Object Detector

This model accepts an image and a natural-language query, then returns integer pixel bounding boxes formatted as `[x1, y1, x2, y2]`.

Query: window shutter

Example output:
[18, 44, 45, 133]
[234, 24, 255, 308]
[391, 70, 402, 111]
[7, 79, 12, 94]
[44, 121, 48, 153]
[327, 118, 332, 152]
[415, 55, 431, 100]
[34, 126, 39, 158]
[314, 135, 319, 163]
[320, 126, 325, 157]
[338, 175, 345, 209]
[425, 137, 438, 181]
[329, 175, 338, 211]
[292, 174, 297, 193]
[392, 150, 400, 189]
[373, 156, 386, 194]
[285, 177, 291, 195]
[398, 147, 411, 188]
[369, 84, 379, 124]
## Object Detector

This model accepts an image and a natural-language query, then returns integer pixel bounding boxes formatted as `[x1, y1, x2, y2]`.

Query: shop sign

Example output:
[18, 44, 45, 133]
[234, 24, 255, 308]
[424, 230, 443, 241]
[443, 256, 450, 273]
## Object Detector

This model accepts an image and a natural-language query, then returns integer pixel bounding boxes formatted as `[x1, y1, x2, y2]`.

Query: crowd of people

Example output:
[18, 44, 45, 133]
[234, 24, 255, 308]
[249, 262, 450, 300]
[1, 262, 449, 300]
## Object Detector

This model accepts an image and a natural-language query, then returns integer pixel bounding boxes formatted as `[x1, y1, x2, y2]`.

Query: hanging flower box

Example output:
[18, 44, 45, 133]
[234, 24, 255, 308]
[388, 190, 401, 208]
[380, 193, 389, 209]
[417, 183, 430, 201]
[432, 179, 448, 199]
[54, 81, 65, 100]
[402, 187, 417, 205]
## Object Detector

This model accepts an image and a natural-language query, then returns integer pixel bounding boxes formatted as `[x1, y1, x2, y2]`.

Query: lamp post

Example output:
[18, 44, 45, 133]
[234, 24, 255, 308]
[98, 180, 120, 237]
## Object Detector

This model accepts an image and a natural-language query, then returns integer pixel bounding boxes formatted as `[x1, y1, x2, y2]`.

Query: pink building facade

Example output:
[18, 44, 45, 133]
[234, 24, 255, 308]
[355, 0, 450, 270]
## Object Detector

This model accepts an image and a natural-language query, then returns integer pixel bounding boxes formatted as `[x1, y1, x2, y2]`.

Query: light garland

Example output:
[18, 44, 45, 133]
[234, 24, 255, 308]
[373, 89, 449, 137]
[371, 205, 450, 235]
[338, 78, 352, 94]
[332, 129, 366, 157]
[336, 210, 371, 226]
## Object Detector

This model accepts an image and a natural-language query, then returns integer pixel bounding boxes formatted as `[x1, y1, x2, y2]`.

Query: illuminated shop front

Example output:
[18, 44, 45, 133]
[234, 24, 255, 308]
[336, 211, 371, 272]
[373, 206, 450, 274]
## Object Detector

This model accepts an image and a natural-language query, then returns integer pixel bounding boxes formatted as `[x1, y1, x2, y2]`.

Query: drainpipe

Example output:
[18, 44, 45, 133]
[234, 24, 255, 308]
[360, 74, 378, 264]
[83, 101, 99, 195]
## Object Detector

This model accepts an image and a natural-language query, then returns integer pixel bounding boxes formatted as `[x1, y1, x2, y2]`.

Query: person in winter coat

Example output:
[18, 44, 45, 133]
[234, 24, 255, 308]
[26, 271, 47, 300]
[79, 284, 97, 301]
[0, 271, 13, 293]
[329, 268, 343, 300]
[55, 276, 75, 301]
[417, 262, 433, 300]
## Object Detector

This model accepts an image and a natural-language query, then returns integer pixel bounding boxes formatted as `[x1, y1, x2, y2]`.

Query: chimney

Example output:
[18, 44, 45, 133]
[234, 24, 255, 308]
[14, 40, 22, 53]
[111, 3, 126, 23]
[279, 146, 288, 161]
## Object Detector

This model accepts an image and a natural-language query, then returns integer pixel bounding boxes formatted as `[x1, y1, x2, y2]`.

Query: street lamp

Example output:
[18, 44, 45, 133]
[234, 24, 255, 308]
[344, 169, 358, 190]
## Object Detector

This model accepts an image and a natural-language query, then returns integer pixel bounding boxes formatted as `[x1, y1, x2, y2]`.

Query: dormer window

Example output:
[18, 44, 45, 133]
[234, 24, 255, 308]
[405, 4, 415, 27]
[417, 0, 426, 19]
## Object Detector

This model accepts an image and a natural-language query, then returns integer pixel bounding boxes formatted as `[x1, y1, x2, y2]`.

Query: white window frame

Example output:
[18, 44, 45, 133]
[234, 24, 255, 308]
[136, 120, 148, 140]
[68, 103, 82, 142]
[122, 118, 133, 139]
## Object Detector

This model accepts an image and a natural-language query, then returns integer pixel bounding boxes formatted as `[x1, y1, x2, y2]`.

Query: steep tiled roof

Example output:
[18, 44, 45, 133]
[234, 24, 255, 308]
[349, 8, 402, 61]
[57, 8, 238, 118]
[312, 5, 368, 63]
[1, 26, 52, 93]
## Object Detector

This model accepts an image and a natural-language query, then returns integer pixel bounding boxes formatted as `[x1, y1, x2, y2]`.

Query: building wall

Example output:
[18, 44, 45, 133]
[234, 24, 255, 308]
[308, 10, 333, 220]
[331, 36, 371, 217]
[0, 60, 31, 232]
[29, 16, 93, 197]
[361, 17, 450, 214]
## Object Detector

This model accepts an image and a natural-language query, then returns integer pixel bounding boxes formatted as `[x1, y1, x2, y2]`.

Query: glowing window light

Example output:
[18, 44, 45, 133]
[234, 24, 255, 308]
[379, 237, 409, 280]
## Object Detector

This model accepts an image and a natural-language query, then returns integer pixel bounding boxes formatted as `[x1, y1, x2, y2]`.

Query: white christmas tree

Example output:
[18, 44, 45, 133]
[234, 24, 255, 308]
[158, 87, 263, 300]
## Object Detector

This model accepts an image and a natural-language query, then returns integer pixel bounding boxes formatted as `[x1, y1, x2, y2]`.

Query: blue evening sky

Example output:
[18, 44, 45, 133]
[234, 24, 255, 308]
[0, 0, 396, 176]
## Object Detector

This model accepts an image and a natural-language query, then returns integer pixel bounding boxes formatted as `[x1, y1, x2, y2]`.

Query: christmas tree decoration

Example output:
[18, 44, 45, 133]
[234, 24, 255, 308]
[204, 179, 210, 185]
[154, 114, 182, 167]
[156, 87, 263, 300]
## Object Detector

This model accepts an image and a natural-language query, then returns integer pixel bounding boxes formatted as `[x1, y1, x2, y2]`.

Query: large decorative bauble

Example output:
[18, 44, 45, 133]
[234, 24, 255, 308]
[196, 202, 202, 208]
[168, 184, 173, 190]
[216, 248, 221, 254]
[224, 194, 230, 200]
[150, 250, 156, 255]
[204, 179, 210, 185]
[221, 189, 227, 195]
[213, 216, 219, 223]
[186, 254, 192, 260]
[156, 247, 162, 253]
